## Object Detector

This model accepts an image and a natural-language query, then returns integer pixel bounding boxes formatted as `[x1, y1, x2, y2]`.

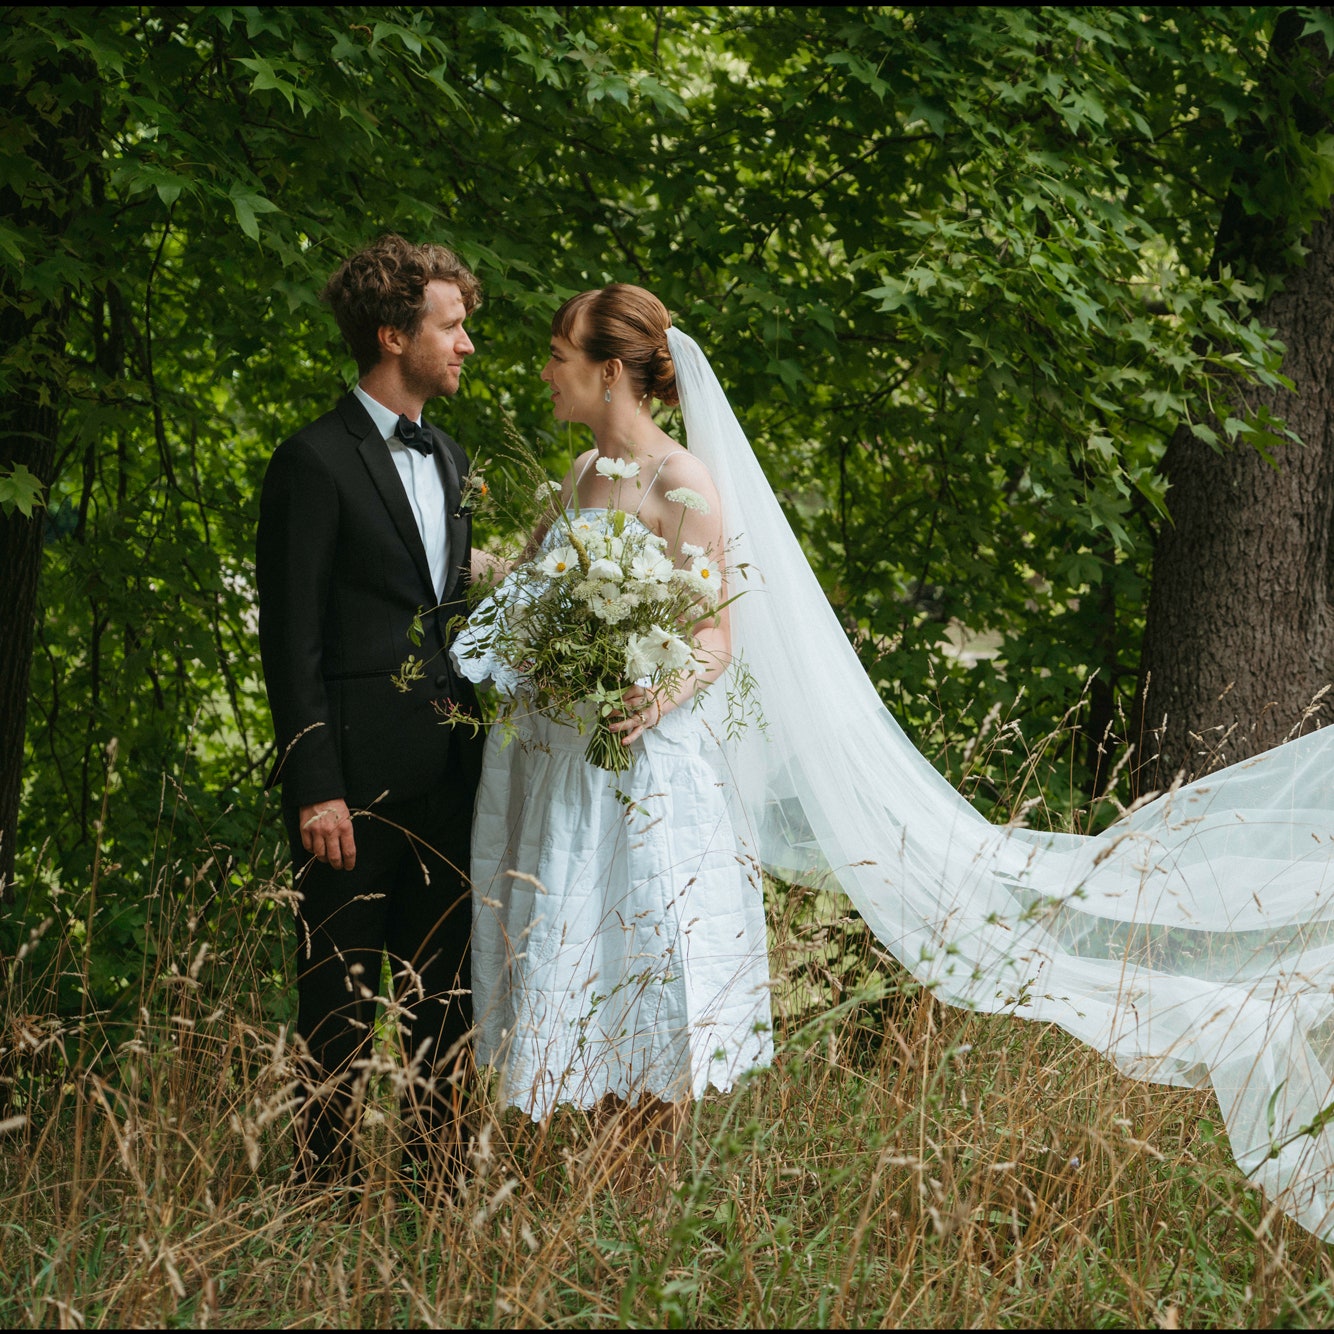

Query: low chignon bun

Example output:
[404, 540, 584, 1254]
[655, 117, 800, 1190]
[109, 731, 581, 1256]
[552, 283, 680, 408]
[645, 338, 679, 408]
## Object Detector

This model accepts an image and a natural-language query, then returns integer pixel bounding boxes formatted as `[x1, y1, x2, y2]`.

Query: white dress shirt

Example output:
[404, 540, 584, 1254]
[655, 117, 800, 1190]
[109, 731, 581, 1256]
[353, 384, 450, 600]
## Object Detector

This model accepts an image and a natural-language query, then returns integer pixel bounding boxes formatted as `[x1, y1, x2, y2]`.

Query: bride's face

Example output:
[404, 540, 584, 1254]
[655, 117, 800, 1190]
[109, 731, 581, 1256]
[541, 319, 608, 425]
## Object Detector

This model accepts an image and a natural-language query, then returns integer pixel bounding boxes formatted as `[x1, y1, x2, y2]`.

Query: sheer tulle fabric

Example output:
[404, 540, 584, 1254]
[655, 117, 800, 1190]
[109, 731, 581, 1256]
[667, 325, 1334, 1239]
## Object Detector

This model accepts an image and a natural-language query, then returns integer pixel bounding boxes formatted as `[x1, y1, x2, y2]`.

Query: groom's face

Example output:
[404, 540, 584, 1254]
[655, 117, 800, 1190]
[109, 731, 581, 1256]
[399, 279, 474, 400]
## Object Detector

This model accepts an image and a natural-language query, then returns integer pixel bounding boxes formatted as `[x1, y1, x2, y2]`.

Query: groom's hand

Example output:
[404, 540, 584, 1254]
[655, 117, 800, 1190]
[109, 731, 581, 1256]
[300, 799, 357, 871]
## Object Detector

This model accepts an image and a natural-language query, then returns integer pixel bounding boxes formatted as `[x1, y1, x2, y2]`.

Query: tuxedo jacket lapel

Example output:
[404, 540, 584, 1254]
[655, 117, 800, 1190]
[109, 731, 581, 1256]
[338, 396, 437, 601]
[429, 422, 470, 605]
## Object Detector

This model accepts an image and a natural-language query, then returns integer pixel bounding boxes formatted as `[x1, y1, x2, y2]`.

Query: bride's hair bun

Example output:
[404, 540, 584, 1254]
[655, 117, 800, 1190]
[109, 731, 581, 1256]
[552, 283, 679, 408]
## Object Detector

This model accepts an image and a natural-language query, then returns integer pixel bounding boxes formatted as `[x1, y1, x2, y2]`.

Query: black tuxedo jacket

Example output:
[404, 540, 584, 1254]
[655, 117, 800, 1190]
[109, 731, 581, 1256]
[256, 393, 484, 810]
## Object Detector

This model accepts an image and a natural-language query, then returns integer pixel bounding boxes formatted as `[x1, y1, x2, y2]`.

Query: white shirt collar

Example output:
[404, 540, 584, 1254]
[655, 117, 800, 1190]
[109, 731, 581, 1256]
[353, 383, 419, 444]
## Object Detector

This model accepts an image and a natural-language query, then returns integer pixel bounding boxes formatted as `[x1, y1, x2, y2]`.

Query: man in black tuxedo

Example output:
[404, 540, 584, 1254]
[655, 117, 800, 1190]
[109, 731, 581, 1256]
[256, 234, 485, 1191]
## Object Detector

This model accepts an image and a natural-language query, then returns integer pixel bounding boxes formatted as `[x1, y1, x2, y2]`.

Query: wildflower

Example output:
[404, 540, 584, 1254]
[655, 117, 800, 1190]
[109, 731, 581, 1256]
[587, 557, 624, 584]
[636, 624, 695, 672]
[624, 632, 657, 680]
[666, 486, 709, 513]
[680, 541, 706, 560]
[539, 545, 578, 577]
[534, 480, 562, 504]
[630, 553, 675, 585]
[595, 456, 641, 481]
[689, 554, 720, 593]
[458, 462, 491, 514]
[586, 585, 636, 624]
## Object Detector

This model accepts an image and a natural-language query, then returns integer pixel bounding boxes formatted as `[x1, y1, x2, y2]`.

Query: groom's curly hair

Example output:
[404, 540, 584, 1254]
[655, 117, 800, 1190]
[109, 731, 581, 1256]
[321, 234, 481, 373]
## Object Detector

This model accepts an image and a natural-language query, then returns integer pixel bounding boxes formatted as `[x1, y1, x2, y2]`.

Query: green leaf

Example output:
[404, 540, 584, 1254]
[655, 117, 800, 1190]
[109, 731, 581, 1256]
[0, 462, 47, 517]
[0, 223, 25, 266]
[234, 55, 298, 110]
[228, 185, 281, 242]
[1302, 9, 1334, 57]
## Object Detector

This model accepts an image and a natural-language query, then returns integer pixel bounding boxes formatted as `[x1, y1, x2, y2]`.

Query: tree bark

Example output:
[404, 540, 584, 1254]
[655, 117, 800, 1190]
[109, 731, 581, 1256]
[0, 62, 84, 899]
[1134, 223, 1334, 787]
[1133, 11, 1334, 789]
[0, 366, 57, 902]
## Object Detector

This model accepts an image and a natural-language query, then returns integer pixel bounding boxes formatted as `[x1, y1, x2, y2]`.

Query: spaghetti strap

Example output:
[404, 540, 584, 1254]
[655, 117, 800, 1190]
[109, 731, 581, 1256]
[635, 450, 686, 515]
[569, 453, 597, 509]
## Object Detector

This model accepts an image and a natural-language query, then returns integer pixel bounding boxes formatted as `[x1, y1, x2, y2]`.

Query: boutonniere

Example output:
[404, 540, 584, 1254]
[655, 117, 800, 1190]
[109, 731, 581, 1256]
[455, 460, 490, 519]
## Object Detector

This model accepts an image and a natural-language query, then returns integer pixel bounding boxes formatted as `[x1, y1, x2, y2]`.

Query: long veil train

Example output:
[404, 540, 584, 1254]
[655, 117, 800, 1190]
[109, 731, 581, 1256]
[668, 325, 1334, 1239]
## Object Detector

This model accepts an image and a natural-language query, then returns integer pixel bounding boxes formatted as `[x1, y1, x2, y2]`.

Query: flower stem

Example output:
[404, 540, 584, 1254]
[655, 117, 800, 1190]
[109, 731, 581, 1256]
[585, 719, 634, 772]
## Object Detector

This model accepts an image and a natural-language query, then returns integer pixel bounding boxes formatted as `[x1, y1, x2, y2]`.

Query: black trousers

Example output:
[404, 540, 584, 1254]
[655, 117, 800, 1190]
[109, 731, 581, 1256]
[283, 777, 474, 1184]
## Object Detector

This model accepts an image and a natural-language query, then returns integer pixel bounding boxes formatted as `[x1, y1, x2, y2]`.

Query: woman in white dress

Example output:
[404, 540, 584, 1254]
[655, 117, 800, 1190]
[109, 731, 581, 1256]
[461, 285, 774, 1133]
[462, 283, 1334, 1240]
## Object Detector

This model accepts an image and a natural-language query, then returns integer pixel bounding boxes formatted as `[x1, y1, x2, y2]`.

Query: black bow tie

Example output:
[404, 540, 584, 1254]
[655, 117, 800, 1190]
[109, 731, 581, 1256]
[395, 415, 432, 457]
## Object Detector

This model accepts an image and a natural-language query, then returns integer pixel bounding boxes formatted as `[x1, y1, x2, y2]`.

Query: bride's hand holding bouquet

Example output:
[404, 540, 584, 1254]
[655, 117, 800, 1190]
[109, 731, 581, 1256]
[452, 452, 745, 772]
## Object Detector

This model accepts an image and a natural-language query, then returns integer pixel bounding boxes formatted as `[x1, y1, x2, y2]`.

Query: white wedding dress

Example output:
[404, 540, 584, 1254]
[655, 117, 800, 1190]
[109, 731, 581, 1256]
[459, 325, 1334, 1240]
[458, 511, 774, 1121]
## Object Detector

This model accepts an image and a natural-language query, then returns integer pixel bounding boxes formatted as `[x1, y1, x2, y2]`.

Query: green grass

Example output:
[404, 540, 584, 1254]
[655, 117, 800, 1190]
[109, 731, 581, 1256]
[3, 875, 1334, 1330]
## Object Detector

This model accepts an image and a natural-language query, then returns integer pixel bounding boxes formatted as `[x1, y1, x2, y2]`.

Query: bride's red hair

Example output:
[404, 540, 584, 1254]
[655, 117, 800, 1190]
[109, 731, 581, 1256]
[552, 284, 679, 408]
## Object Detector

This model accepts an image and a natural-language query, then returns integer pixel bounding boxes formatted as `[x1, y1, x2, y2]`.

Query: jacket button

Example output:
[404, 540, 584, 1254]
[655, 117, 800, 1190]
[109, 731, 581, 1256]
[434, 673, 449, 688]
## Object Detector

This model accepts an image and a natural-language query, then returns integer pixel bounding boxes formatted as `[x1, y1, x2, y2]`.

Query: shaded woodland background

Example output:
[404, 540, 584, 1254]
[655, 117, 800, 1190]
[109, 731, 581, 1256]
[4, 5, 1334, 1030]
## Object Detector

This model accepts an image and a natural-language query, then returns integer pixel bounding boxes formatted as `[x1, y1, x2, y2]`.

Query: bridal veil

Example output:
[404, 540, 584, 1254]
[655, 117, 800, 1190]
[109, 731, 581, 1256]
[667, 324, 1334, 1239]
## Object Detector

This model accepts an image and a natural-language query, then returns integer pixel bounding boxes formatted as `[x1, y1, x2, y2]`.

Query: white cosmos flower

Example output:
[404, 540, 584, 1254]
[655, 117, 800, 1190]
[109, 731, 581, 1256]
[539, 545, 578, 577]
[639, 624, 695, 672]
[595, 456, 640, 481]
[689, 554, 720, 594]
[588, 557, 623, 583]
[666, 486, 709, 513]
[587, 585, 635, 623]
[624, 633, 656, 680]
[630, 553, 675, 584]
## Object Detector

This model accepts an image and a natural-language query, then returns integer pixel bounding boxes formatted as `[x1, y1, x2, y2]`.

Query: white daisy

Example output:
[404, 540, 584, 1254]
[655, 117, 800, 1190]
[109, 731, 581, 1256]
[639, 624, 696, 672]
[539, 545, 578, 577]
[630, 553, 675, 585]
[688, 554, 721, 595]
[588, 557, 624, 584]
[572, 526, 607, 561]
[595, 456, 641, 481]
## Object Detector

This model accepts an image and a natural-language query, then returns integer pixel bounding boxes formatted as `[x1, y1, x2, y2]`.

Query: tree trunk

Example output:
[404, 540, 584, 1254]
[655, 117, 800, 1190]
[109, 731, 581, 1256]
[1133, 10, 1334, 789]
[1134, 206, 1334, 788]
[0, 381, 56, 902]
[0, 61, 85, 900]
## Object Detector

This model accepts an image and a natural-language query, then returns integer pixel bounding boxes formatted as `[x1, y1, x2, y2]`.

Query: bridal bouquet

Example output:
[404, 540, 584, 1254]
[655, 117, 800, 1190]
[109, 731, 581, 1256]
[452, 458, 740, 772]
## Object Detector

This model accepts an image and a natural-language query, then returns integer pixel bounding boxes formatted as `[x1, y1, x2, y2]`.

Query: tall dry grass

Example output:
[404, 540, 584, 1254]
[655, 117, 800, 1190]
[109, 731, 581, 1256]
[3, 856, 1333, 1330]
[3, 705, 1334, 1329]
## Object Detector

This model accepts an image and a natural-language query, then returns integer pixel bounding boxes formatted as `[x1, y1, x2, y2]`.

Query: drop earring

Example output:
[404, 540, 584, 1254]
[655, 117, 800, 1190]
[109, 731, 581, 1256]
[604, 387, 612, 403]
